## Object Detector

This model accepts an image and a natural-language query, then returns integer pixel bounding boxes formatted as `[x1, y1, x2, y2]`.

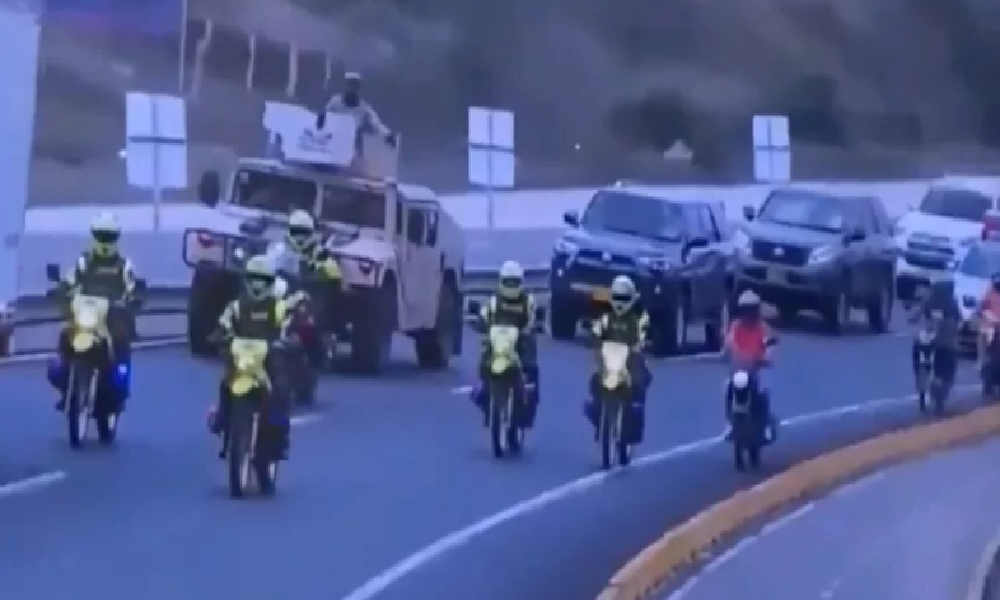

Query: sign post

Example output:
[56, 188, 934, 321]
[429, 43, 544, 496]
[467, 107, 515, 229]
[752, 115, 791, 182]
[125, 93, 188, 231]
[0, 7, 40, 355]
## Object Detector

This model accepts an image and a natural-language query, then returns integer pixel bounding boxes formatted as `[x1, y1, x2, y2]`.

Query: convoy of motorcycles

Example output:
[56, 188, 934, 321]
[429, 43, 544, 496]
[35, 255, 1000, 498]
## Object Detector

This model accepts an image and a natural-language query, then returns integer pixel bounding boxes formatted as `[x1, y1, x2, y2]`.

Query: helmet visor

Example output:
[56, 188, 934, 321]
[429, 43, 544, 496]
[92, 230, 120, 244]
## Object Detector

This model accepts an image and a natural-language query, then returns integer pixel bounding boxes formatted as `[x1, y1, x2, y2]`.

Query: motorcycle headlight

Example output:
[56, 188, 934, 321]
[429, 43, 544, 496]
[553, 237, 579, 255]
[808, 245, 836, 264]
[732, 230, 751, 254]
[75, 307, 99, 330]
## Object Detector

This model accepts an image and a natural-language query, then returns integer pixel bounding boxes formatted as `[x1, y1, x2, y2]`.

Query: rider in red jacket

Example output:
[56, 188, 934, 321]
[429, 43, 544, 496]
[724, 290, 777, 440]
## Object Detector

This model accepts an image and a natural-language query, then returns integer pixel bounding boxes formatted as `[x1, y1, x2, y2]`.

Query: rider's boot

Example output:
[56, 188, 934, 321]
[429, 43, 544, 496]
[48, 356, 69, 411]
[629, 389, 646, 445]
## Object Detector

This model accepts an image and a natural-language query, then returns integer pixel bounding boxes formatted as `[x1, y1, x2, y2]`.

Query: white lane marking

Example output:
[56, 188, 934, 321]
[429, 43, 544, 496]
[703, 536, 757, 574]
[0, 338, 185, 365]
[760, 502, 815, 536]
[339, 385, 978, 600]
[965, 518, 1000, 600]
[830, 471, 886, 499]
[0, 470, 67, 499]
[290, 414, 321, 427]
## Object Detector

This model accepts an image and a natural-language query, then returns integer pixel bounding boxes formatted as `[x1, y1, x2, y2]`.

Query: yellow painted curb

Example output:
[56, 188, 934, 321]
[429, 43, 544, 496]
[596, 405, 1000, 600]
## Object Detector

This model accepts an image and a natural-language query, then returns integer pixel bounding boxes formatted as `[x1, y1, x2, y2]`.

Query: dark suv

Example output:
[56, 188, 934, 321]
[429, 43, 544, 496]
[549, 186, 732, 356]
[734, 189, 897, 334]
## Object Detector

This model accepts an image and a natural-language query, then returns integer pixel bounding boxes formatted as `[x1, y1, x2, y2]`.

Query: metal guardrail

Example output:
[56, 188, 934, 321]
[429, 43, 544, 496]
[7, 265, 552, 331]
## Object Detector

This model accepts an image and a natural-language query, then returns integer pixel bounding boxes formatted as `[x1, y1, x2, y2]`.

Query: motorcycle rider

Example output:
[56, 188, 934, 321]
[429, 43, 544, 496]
[909, 272, 960, 388]
[584, 275, 651, 444]
[49, 211, 139, 413]
[274, 209, 344, 359]
[208, 255, 292, 459]
[724, 290, 777, 441]
[324, 71, 395, 145]
[977, 272, 1000, 366]
[472, 260, 541, 428]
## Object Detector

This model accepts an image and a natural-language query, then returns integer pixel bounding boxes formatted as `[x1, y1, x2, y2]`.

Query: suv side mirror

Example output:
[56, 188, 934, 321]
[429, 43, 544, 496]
[845, 228, 866, 243]
[198, 171, 221, 207]
[682, 237, 709, 262]
[45, 263, 60, 283]
[742, 205, 756, 221]
[563, 210, 580, 227]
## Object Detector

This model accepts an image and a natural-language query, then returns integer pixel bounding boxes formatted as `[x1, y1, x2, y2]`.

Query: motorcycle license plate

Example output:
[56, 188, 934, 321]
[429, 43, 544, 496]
[592, 287, 611, 302]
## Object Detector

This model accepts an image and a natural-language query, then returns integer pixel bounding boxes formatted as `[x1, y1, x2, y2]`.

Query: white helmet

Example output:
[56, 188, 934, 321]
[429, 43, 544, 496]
[737, 290, 760, 307]
[90, 211, 121, 253]
[498, 260, 524, 298]
[732, 370, 750, 390]
[289, 209, 315, 230]
[244, 254, 276, 299]
[610, 275, 637, 315]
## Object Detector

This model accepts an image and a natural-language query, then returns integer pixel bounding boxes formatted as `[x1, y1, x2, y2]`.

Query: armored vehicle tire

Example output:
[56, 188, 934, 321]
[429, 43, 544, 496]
[416, 282, 458, 370]
[188, 269, 232, 356]
[351, 276, 397, 374]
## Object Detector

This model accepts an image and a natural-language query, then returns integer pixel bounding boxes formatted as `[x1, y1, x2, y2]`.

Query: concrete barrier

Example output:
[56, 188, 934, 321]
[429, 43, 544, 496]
[596, 404, 1000, 600]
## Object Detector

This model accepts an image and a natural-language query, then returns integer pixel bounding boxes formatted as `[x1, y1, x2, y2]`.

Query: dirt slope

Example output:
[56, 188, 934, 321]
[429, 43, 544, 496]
[30, 0, 1000, 205]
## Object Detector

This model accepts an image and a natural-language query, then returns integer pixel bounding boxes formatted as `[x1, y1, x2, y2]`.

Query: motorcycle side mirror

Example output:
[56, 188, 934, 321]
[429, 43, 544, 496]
[45, 263, 60, 283]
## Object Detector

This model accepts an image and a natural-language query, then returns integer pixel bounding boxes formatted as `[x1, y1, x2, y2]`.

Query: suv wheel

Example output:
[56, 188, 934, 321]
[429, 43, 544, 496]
[549, 295, 578, 341]
[866, 281, 893, 333]
[652, 301, 688, 357]
[704, 300, 729, 352]
[823, 289, 850, 335]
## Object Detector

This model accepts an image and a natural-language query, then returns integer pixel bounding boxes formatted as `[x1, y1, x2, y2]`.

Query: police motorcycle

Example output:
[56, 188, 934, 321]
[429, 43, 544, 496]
[726, 342, 777, 472]
[210, 330, 284, 498]
[480, 322, 529, 458]
[915, 310, 948, 414]
[593, 338, 635, 469]
[45, 263, 145, 448]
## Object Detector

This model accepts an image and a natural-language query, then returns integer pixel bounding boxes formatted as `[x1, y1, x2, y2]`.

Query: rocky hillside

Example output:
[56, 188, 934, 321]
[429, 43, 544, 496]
[30, 0, 1000, 204]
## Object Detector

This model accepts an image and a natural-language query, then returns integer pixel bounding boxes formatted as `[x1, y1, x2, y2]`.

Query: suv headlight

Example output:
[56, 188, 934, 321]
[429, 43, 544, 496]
[553, 237, 579, 255]
[732, 229, 751, 255]
[808, 245, 837, 264]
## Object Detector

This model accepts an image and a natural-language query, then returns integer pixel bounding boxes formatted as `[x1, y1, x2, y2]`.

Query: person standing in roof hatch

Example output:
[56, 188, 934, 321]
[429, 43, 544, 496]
[325, 72, 395, 146]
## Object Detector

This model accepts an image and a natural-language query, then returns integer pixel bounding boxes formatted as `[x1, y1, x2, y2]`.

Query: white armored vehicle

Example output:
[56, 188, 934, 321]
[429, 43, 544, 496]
[181, 101, 467, 373]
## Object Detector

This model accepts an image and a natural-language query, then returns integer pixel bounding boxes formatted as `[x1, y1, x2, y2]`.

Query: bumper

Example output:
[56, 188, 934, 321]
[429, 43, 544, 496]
[895, 257, 947, 302]
[734, 257, 840, 304]
[549, 266, 679, 316]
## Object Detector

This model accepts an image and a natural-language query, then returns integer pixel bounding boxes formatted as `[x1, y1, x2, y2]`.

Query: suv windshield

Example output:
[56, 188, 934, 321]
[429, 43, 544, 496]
[232, 168, 316, 214]
[959, 243, 1000, 278]
[319, 184, 386, 229]
[758, 190, 846, 233]
[919, 187, 994, 222]
[580, 190, 684, 241]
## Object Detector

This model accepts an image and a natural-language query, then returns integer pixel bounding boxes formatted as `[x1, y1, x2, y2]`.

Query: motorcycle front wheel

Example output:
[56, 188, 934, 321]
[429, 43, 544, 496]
[489, 382, 512, 459]
[66, 364, 97, 449]
[227, 399, 256, 498]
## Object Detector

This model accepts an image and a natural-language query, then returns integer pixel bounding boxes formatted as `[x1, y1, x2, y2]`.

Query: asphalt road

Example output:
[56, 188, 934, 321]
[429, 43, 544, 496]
[668, 436, 1000, 600]
[0, 309, 984, 600]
